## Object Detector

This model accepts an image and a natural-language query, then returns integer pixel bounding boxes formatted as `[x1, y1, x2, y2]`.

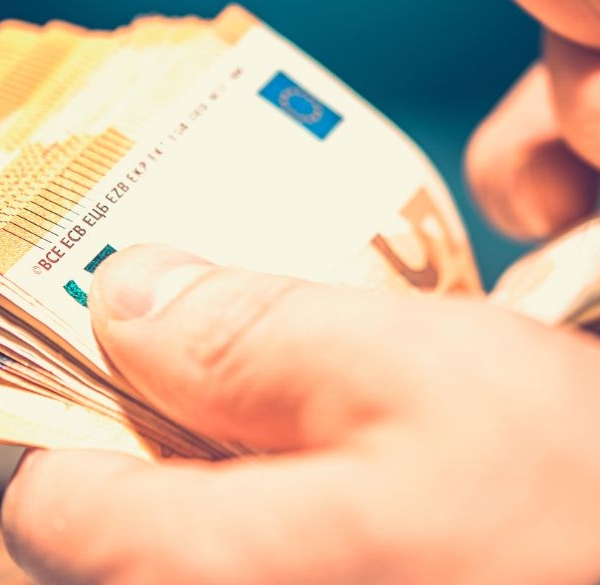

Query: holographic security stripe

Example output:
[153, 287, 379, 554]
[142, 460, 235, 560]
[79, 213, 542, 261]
[64, 243, 119, 307]
[84, 244, 117, 274]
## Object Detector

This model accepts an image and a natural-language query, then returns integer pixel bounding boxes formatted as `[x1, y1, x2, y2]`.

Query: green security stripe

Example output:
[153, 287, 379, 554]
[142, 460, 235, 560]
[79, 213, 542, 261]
[84, 244, 117, 274]
[64, 280, 88, 307]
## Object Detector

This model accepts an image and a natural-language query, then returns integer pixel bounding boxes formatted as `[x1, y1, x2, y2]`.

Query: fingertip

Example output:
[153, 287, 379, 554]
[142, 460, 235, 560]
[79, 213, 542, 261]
[89, 244, 146, 326]
[465, 63, 599, 240]
[467, 137, 598, 241]
[464, 64, 542, 239]
[2, 450, 147, 577]
[89, 244, 201, 322]
[464, 97, 544, 240]
[2, 449, 45, 561]
[464, 124, 525, 239]
[1, 449, 69, 573]
[2, 449, 145, 525]
[88, 244, 217, 374]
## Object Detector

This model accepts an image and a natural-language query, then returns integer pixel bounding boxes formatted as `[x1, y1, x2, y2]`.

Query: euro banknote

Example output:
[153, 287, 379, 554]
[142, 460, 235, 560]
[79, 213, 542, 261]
[0, 5, 597, 460]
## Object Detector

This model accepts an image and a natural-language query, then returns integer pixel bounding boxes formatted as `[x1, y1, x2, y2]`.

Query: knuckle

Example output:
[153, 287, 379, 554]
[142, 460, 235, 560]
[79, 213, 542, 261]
[184, 270, 301, 370]
[169, 269, 305, 415]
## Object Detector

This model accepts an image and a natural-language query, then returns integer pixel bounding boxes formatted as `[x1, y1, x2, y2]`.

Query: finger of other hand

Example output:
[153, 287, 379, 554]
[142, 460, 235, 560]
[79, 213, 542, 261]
[465, 63, 598, 240]
[2, 449, 395, 585]
[515, 0, 600, 49]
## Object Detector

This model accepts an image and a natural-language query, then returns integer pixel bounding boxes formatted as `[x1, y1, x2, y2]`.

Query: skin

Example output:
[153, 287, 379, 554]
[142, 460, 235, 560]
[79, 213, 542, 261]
[4, 2, 600, 584]
[466, 1, 600, 239]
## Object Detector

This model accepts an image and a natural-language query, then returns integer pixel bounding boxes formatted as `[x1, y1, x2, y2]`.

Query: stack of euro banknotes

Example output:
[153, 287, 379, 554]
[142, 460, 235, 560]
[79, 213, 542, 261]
[0, 5, 598, 461]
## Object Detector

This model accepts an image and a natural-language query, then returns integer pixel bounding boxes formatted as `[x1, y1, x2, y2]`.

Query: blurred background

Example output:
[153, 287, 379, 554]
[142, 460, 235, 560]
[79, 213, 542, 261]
[0, 1, 540, 487]
[0, 0, 541, 287]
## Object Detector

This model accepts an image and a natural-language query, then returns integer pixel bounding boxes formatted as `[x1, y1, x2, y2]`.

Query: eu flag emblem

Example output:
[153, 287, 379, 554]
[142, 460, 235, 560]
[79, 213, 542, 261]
[259, 72, 342, 140]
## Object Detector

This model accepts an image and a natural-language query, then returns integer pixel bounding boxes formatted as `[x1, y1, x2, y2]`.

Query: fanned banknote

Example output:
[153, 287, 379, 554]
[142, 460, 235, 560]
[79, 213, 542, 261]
[0, 5, 597, 461]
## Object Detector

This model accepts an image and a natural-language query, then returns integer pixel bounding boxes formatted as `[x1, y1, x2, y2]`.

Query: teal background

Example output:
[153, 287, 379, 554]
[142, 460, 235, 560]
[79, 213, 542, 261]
[1, 1, 540, 288]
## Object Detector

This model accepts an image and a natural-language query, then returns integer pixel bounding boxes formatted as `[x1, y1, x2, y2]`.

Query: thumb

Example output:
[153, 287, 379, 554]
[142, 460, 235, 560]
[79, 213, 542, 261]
[89, 244, 406, 452]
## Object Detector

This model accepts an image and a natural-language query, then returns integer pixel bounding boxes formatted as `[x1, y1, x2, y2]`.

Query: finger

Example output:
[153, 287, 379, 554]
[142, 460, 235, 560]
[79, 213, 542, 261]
[515, 0, 600, 49]
[1, 449, 393, 585]
[545, 31, 600, 171]
[465, 63, 598, 240]
[89, 245, 410, 452]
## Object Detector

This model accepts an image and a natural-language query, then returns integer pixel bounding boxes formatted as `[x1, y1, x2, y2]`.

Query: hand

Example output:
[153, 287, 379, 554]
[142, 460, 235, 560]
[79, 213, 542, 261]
[3, 244, 600, 585]
[466, 0, 600, 240]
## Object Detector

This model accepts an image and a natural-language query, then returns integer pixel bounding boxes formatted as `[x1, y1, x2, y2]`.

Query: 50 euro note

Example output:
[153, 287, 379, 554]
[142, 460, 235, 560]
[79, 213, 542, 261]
[4, 5, 569, 462]
[491, 214, 600, 333]
[0, 7, 260, 460]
